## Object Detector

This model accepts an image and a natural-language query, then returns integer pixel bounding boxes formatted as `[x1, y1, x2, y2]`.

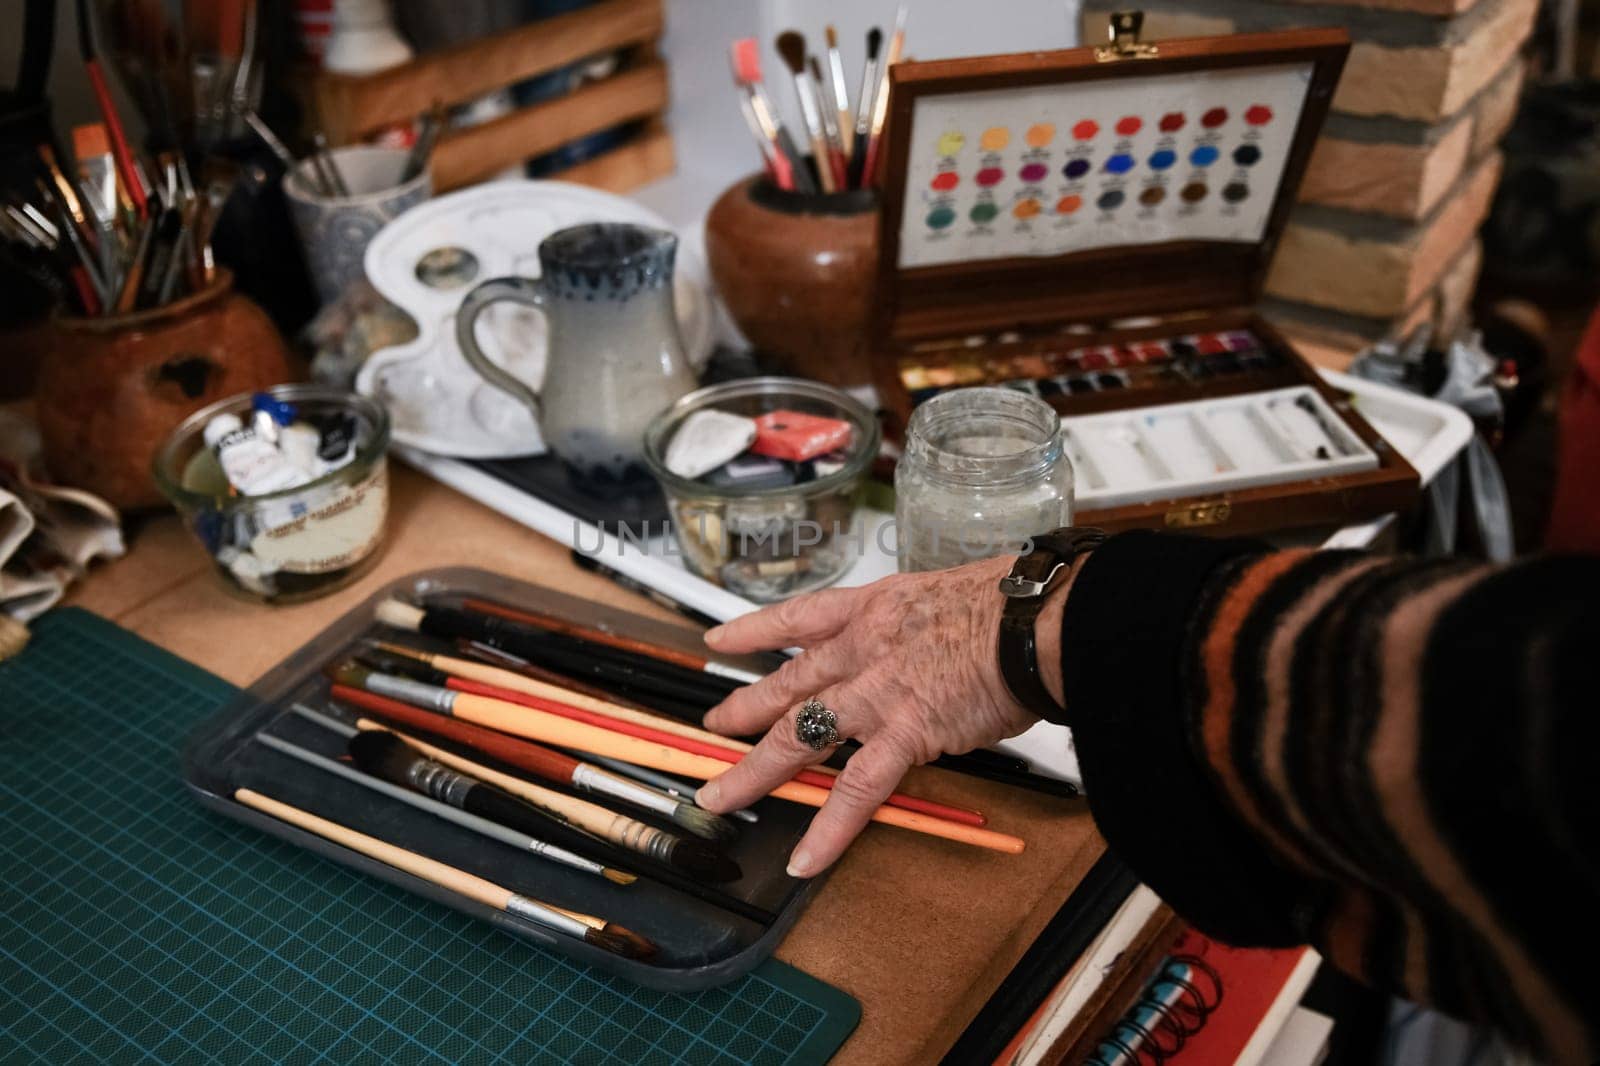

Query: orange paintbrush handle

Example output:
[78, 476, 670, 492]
[447, 677, 989, 828]
[330, 685, 1022, 855]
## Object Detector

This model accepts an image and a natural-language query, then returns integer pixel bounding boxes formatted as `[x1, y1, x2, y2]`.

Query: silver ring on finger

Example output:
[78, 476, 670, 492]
[794, 697, 842, 751]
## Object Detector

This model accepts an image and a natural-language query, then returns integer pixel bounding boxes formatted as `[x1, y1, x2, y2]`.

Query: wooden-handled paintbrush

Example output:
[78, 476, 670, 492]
[256, 727, 636, 886]
[330, 676, 1027, 855]
[348, 652, 736, 845]
[233, 788, 656, 959]
[459, 597, 764, 684]
[332, 665, 742, 884]
[375, 599, 739, 709]
[366, 642, 988, 828]
[775, 31, 836, 193]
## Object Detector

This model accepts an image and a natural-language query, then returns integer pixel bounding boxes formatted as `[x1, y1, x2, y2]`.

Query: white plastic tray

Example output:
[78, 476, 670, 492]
[401, 370, 1472, 786]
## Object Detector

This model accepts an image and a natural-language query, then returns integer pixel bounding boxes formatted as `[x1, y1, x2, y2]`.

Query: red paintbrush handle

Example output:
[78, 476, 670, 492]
[84, 60, 146, 216]
[330, 684, 583, 785]
[446, 677, 989, 828]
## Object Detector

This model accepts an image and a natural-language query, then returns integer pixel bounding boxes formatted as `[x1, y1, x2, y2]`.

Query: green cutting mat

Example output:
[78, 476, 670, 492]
[0, 608, 859, 1065]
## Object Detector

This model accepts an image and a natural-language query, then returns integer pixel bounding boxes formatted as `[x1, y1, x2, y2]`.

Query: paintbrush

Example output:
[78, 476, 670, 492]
[331, 666, 742, 883]
[372, 640, 736, 747]
[824, 25, 853, 157]
[459, 639, 708, 723]
[329, 679, 1024, 854]
[76, 0, 147, 217]
[311, 133, 349, 197]
[365, 641, 988, 828]
[233, 788, 655, 959]
[861, 4, 909, 188]
[327, 709, 775, 926]
[850, 27, 883, 186]
[729, 38, 813, 195]
[586, 755, 760, 825]
[244, 111, 296, 172]
[376, 599, 740, 708]
[774, 31, 835, 193]
[810, 56, 849, 191]
[347, 654, 736, 844]
[459, 638, 704, 719]
[401, 99, 446, 183]
[256, 727, 636, 885]
[459, 597, 765, 684]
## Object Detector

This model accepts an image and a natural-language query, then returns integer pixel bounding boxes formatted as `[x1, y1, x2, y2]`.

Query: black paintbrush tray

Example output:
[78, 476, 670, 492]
[182, 567, 819, 991]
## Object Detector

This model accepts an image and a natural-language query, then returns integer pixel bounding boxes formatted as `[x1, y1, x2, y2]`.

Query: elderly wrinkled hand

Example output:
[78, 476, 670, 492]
[694, 554, 1042, 877]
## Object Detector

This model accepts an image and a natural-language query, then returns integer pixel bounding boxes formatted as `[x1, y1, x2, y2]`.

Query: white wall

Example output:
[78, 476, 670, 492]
[639, 0, 1084, 224]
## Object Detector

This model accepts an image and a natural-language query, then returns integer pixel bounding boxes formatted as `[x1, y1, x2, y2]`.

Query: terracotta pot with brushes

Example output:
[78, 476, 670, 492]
[704, 174, 878, 388]
[34, 269, 298, 511]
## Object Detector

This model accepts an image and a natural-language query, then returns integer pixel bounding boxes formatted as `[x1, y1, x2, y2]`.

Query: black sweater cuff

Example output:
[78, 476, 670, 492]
[1061, 530, 1308, 946]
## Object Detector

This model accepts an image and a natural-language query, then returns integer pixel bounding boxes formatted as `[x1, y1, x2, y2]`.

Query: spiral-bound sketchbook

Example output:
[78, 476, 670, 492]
[1075, 927, 1320, 1066]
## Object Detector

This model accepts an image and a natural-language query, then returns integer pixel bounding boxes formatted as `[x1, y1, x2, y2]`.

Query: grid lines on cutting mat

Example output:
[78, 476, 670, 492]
[0, 608, 853, 1065]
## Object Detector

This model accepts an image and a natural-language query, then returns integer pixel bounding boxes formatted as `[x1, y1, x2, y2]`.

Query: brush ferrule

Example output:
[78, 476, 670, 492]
[507, 895, 593, 939]
[573, 765, 678, 817]
[406, 759, 476, 808]
[793, 72, 823, 133]
[529, 841, 606, 877]
[703, 661, 763, 684]
[615, 819, 678, 866]
[365, 672, 457, 714]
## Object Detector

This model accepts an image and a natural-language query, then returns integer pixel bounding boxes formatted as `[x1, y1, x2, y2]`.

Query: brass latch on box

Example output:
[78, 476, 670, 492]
[1164, 500, 1232, 528]
[1095, 11, 1160, 62]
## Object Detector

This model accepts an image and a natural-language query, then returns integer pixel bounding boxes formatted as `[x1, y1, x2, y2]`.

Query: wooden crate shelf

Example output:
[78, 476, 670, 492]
[313, 0, 673, 194]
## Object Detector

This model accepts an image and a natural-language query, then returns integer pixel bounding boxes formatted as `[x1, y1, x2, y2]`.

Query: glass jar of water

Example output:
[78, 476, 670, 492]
[895, 388, 1074, 572]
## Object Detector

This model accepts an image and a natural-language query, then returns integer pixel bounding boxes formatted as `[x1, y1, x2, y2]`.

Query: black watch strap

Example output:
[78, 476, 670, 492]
[997, 528, 1107, 725]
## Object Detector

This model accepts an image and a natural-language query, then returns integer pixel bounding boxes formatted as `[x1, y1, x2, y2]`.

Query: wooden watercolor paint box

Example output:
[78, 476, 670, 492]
[869, 17, 1420, 536]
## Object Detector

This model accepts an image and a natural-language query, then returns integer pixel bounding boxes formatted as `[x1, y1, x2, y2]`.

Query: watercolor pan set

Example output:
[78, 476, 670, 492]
[900, 325, 1291, 411]
[868, 18, 1420, 536]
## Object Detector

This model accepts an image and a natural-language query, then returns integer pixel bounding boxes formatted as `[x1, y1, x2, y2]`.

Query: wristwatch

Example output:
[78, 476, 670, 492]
[996, 528, 1106, 724]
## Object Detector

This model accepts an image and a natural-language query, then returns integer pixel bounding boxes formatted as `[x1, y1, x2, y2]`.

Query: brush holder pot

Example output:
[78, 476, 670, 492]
[153, 385, 391, 604]
[34, 269, 298, 511]
[286, 145, 432, 305]
[704, 174, 878, 389]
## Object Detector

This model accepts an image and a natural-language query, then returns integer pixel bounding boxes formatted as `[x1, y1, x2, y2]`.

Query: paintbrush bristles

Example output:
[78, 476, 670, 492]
[671, 803, 740, 845]
[375, 599, 425, 632]
[774, 31, 807, 75]
[825, 25, 838, 48]
[867, 26, 883, 59]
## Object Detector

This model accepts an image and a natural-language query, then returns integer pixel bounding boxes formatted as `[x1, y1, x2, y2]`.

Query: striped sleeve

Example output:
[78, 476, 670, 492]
[1060, 532, 1600, 1064]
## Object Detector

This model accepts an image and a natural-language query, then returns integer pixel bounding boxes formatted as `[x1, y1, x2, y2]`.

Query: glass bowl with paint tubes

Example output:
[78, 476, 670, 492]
[153, 385, 391, 603]
[643, 377, 880, 603]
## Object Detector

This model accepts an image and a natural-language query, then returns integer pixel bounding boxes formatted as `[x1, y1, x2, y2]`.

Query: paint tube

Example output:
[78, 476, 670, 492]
[203, 413, 305, 495]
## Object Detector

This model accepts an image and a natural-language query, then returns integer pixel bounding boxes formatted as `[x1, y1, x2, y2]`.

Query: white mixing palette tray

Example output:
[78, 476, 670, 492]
[1066, 386, 1379, 511]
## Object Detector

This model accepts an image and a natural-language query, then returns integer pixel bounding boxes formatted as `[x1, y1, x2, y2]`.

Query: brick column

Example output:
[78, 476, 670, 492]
[1079, 0, 1534, 367]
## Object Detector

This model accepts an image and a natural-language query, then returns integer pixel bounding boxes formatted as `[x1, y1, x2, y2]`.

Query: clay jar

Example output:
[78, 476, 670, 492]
[704, 174, 878, 388]
[34, 269, 297, 511]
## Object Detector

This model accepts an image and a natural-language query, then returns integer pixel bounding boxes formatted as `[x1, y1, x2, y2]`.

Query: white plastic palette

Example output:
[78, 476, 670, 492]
[356, 181, 716, 459]
[1065, 386, 1378, 510]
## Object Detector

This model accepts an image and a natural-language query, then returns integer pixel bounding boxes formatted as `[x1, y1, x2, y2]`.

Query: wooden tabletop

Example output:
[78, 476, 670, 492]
[67, 463, 1105, 1065]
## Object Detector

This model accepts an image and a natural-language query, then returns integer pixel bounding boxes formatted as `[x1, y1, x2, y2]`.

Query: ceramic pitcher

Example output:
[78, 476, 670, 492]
[454, 223, 698, 485]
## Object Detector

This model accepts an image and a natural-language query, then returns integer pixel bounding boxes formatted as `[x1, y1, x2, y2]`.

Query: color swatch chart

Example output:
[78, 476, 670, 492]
[896, 63, 1313, 269]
